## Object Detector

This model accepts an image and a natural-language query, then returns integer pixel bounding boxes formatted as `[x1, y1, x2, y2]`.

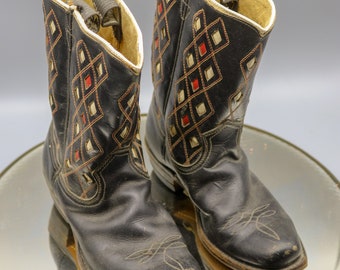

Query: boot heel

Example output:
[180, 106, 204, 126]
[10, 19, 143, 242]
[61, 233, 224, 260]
[48, 206, 78, 268]
[145, 140, 184, 193]
[49, 235, 77, 270]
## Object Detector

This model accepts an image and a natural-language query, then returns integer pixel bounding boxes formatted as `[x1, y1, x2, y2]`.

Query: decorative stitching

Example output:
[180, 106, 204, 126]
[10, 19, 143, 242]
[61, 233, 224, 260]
[63, 40, 107, 178]
[125, 235, 192, 269]
[152, 0, 176, 87]
[180, 0, 191, 21]
[226, 42, 263, 121]
[44, 5, 63, 115]
[167, 9, 230, 166]
[222, 204, 280, 241]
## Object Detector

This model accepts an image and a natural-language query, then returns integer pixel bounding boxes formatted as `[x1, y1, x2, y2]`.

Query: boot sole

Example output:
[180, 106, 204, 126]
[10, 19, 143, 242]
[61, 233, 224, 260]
[145, 140, 308, 270]
[48, 206, 82, 270]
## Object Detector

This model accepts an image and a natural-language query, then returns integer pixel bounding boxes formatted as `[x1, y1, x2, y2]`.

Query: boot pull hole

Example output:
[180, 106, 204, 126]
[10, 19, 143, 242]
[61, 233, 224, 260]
[72, 0, 122, 42]
[73, 0, 101, 33]
[93, 0, 122, 42]
[217, 0, 239, 11]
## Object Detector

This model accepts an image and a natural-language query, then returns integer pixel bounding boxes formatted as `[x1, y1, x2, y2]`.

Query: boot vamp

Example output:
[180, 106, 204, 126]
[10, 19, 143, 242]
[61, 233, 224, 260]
[182, 149, 305, 268]
[58, 154, 199, 270]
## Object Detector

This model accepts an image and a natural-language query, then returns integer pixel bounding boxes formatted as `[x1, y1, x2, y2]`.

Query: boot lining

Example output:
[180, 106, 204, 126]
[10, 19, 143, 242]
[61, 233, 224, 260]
[67, 0, 140, 66]
[237, 0, 272, 29]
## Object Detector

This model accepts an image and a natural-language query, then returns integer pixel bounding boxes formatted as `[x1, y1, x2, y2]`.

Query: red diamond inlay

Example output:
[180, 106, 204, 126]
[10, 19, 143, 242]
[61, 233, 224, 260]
[199, 42, 207, 56]
[154, 37, 159, 49]
[74, 150, 80, 162]
[158, 2, 163, 15]
[81, 113, 86, 125]
[191, 78, 200, 92]
[85, 75, 92, 89]
[181, 115, 190, 127]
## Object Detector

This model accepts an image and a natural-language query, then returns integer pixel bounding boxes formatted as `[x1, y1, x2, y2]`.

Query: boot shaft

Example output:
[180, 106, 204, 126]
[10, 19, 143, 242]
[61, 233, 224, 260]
[43, 0, 147, 201]
[151, 0, 275, 166]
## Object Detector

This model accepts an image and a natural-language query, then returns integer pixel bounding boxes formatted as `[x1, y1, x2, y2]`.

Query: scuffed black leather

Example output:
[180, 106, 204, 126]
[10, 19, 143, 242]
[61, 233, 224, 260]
[146, 0, 307, 269]
[42, 0, 200, 269]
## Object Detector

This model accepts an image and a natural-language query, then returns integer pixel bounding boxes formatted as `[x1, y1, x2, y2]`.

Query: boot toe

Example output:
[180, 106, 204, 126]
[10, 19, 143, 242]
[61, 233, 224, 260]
[229, 235, 307, 269]
[197, 202, 307, 269]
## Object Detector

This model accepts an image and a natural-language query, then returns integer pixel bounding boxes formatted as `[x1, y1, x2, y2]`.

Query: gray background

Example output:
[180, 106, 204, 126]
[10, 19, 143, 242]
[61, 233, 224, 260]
[0, 0, 339, 182]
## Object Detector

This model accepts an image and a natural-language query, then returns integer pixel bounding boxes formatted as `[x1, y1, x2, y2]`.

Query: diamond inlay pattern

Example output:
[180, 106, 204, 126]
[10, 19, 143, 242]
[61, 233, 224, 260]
[62, 40, 108, 199]
[152, 0, 176, 86]
[227, 43, 262, 121]
[167, 10, 230, 165]
[44, 7, 62, 114]
[112, 83, 147, 173]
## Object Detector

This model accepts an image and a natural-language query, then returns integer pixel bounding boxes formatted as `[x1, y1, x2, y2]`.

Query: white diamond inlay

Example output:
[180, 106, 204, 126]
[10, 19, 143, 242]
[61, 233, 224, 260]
[194, 17, 201, 32]
[204, 66, 214, 81]
[189, 136, 199, 148]
[170, 125, 177, 137]
[247, 57, 256, 71]
[178, 89, 185, 104]
[212, 30, 222, 45]
[96, 62, 103, 76]
[79, 49, 86, 64]
[85, 139, 94, 152]
[186, 53, 195, 68]
[89, 101, 97, 116]
[49, 20, 56, 34]
[196, 102, 207, 116]
[120, 126, 129, 139]
[156, 62, 161, 74]
[74, 87, 80, 100]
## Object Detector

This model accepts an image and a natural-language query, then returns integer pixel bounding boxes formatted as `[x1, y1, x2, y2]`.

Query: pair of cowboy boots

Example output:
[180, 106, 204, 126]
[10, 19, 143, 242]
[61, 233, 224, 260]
[43, 0, 307, 269]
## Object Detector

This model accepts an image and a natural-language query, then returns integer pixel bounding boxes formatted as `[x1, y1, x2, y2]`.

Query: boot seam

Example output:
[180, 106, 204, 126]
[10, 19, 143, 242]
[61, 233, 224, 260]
[162, 0, 190, 115]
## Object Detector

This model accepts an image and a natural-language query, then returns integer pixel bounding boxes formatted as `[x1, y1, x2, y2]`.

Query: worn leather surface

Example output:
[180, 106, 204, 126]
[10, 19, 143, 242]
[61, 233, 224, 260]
[42, 0, 200, 269]
[146, 0, 307, 269]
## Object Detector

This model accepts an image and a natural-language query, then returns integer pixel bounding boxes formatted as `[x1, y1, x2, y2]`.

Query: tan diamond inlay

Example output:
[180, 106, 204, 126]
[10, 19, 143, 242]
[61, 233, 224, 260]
[96, 62, 103, 76]
[189, 136, 199, 148]
[74, 87, 80, 100]
[234, 92, 243, 103]
[49, 94, 54, 106]
[170, 125, 177, 137]
[212, 30, 222, 45]
[75, 123, 80, 135]
[79, 49, 86, 64]
[49, 59, 54, 71]
[186, 53, 195, 68]
[178, 89, 185, 104]
[49, 20, 56, 34]
[127, 95, 135, 107]
[196, 102, 207, 116]
[88, 101, 97, 116]
[246, 57, 256, 71]
[85, 139, 94, 152]
[131, 147, 138, 159]
[194, 17, 201, 32]
[156, 62, 161, 74]
[161, 27, 166, 39]
[65, 159, 71, 168]
[204, 66, 214, 81]
[120, 126, 129, 139]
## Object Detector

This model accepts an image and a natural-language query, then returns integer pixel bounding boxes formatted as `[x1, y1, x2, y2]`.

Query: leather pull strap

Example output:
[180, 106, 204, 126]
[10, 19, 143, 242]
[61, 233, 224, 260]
[218, 0, 239, 11]
[73, 0, 101, 33]
[93, 0, 122, 42]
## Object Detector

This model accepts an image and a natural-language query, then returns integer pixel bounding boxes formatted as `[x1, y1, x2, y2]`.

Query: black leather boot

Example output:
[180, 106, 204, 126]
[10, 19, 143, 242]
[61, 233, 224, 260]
[145, 0, 307, 269]
[42, 0, 200, 269]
